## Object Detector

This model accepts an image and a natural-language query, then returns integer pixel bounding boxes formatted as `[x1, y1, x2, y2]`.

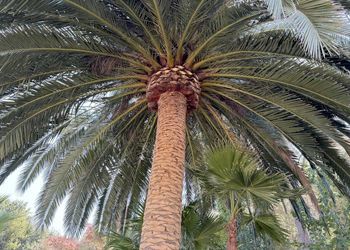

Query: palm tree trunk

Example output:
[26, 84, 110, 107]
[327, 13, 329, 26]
[140, 91, 187, 250]
[227, 217, 238, 250]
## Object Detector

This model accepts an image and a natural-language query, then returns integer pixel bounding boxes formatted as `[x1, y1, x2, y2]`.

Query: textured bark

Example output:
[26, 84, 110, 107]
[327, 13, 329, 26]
[140, 91, 187, 250]
[227, 217, 238, 250]
[146, 66, 200, 111]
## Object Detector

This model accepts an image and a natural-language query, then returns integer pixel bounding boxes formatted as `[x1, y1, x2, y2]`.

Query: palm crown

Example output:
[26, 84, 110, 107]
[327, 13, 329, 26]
[0, 0, 350, 242]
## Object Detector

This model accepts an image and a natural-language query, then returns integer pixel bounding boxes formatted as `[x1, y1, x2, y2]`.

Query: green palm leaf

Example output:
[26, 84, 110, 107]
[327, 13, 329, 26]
[242, 213, 288, 243]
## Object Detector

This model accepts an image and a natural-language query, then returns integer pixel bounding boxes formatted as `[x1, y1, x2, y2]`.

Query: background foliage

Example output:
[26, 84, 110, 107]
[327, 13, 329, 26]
[0, 197, 41, 250]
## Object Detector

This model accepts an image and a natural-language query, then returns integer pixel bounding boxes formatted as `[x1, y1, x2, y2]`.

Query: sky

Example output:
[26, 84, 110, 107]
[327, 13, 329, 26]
[0, 166, 66, 235]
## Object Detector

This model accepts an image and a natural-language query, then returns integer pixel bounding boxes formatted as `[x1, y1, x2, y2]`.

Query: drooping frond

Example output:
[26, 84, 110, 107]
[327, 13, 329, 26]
[242, 213, 289, 243]
[261, 0, 350, 58]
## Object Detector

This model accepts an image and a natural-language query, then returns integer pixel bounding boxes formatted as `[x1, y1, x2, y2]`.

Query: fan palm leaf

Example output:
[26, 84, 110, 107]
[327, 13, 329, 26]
[242, 213, 288, 243]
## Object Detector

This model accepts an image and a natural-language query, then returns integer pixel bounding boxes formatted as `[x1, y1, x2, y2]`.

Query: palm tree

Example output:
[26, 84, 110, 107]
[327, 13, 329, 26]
[0, 0, 349, 248]
[195, 144, 300, 249]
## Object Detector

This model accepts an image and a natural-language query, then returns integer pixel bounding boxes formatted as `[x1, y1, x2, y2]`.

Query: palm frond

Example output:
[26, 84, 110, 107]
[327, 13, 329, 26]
[142, 0, 173, 66]
[64, 141, 113, 237]
[261, 0, 350, 58]
[17, 122, 86, 192]
[242, 213, 288, 243]
[333, 0, 350, 10]
[206, 60, 350, 117]
[63, 0, 159, 67]
[113, 0, 163, 55]
[263, 0, 292, 19]
[185, 4, 262, 67]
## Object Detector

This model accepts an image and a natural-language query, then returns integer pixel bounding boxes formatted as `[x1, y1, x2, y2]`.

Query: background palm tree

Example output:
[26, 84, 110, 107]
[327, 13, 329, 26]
[0, 0, 349, 248]
[195, 144, 300, 249]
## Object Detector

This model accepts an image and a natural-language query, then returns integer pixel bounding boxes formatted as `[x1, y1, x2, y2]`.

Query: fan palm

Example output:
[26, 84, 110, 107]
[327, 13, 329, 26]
[0, 0, 350, 249]
[195, 144, 300, 249]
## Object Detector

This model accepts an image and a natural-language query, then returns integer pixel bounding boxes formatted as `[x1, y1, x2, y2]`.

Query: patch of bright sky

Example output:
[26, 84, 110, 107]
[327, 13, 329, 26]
[0, 166, 67, 235]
